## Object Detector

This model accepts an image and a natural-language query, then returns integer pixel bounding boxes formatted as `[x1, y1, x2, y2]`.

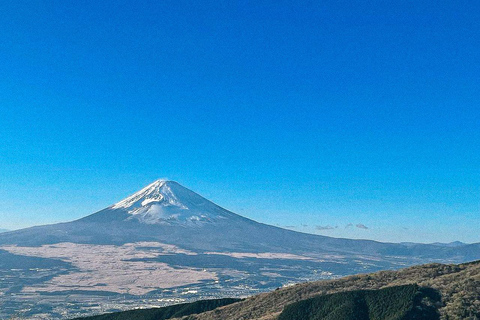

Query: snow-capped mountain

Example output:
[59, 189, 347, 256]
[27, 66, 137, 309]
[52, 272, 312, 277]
[107, 179, 238, 225]
[1, 179, 478, 261]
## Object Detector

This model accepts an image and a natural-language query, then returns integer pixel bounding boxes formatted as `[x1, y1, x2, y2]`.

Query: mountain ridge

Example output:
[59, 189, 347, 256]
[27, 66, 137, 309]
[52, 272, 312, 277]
[174, 260, 480, 320]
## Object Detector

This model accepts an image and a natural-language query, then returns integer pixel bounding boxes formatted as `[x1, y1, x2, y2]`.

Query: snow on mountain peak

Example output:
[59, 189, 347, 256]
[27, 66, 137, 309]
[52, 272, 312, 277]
[109, 179, 236, 225]
[111, 179, 185, 211]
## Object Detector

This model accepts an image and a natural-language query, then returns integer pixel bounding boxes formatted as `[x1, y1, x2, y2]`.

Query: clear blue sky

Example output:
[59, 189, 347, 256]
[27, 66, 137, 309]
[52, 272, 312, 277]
[0, 1, 478, 243]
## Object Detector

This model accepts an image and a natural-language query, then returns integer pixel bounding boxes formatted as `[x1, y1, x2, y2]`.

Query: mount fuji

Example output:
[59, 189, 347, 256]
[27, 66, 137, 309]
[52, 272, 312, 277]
[2, 179, 477, 258]
[82, 179, 247, 226]
[2, 179, 479, 261]
[0, 180, 479, 319]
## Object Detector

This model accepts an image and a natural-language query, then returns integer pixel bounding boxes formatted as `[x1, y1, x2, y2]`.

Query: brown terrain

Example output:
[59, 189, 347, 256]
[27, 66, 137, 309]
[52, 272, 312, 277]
[176, 260, 480, 320]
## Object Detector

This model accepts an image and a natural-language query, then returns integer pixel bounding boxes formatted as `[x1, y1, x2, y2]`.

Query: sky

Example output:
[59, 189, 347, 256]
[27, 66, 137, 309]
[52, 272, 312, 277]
[0, 0, 478, 243]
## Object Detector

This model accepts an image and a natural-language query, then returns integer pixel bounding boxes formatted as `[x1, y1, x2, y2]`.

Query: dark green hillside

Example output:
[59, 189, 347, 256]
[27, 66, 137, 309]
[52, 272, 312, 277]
[72, 298, 241, 320]
[278, 284, 440, 320]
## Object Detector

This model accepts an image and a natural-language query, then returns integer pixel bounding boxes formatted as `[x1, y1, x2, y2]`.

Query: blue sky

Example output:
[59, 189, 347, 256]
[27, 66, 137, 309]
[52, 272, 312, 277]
[0, 1, 478, 243]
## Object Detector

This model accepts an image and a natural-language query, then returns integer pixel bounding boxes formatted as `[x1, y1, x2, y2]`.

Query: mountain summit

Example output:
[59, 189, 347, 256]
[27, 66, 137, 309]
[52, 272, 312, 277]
[111, 180, 182, 211]
[81, 180, 242, 226]
[108, 180, 233, 224]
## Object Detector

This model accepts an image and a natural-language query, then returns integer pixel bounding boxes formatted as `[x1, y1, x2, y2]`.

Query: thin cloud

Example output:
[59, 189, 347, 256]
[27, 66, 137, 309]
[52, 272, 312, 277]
[345, 223, 354, 228]
[316, 225, 338, 231]
[356, 223, 369, 230]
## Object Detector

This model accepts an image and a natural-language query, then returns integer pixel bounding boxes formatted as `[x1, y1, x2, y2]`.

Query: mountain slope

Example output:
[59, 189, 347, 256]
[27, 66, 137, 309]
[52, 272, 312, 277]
[277, 284, 439, 320]
[73, 298, 242, 320]
[75, 285, 440, 320]
[179, 260, 480, 320]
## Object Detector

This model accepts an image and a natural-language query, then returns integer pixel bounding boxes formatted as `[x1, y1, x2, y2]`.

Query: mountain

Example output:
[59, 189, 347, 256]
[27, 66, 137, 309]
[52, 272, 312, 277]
[2, 180, 476, 259]
[431, 241, 466, 248]
[401, 241, 467, 248]
[0, 179, 478, 319]
[0, 228, 8, 233]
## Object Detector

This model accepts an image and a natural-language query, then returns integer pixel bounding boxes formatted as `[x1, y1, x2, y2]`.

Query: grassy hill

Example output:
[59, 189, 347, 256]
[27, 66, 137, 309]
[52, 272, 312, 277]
[179, 260, 480, 320]
[71, 298, 241, 320]
[278, 284, 439, 320]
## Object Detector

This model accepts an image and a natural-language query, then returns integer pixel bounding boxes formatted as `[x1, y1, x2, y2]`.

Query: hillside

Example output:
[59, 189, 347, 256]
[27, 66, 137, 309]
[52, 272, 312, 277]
[175, 260, 480, 320]
[75, 285, 439, 320]
[278, 284, 439, 320]
[72, 298, 241, 320]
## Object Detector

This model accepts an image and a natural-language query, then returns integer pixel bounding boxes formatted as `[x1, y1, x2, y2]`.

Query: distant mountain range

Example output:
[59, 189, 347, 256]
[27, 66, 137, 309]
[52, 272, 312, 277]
[0, 180, 478, 319]
[401, 241, 466, 248]
[0, 228, 9, 233]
